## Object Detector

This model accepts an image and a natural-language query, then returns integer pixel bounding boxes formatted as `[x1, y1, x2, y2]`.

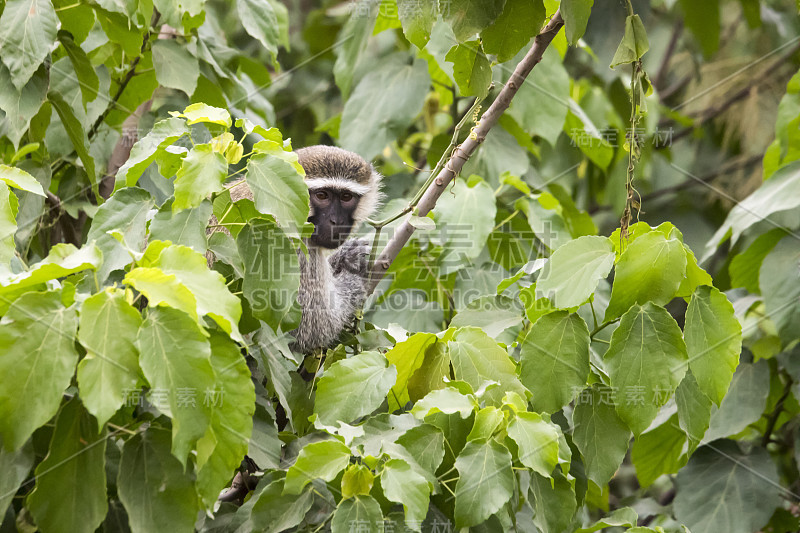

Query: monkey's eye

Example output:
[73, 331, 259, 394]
[314, 191, 329, 201]
[340, 192, 353, 202]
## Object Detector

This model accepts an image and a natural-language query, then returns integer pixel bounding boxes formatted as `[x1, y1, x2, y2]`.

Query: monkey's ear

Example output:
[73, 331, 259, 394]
[352, 168, 383, 225]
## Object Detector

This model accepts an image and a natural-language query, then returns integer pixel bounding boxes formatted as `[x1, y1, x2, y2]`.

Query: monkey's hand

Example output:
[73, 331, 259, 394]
[329, 238, 370, 277]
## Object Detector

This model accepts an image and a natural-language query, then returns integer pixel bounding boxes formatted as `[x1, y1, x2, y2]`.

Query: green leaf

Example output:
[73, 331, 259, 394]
[237, 219, 301, 331]
[126, 243, 243, 342]
[676, 243, 713, 298]
[397, 423, 446, 476]
[0, 291, 78, 451]
[705, 161, 800, 257]
[448, 327, 528, 406]
[0, 0, 58, 89]
[381, 459, 431, 530]
[118, 428, 200, 533]
[385, 332, 438, 411]
[27, 399, 107, 533]
[674, 441, 780, 533]
[237, 0, 287, 61]
[729, 228, 785, 292]
[564, 107, 615, 170]
[453, 293, 524, 336]
[446, 41, 492, 98]
[93, 7, 142, 57]
[195, 333, 256, 506]
[0, 439, 33, 517]
[397, 0, 436, 47]
[342, 464, 374, 499]
[0, 63, 48, 149]
[561, 0, 594, 44]
[245, 153, 310, 236]
[149, 200, 212, 253]
[333, 3, 377, 98]
[482, 0, 545, 62]
[315, 351, 398, 426]
[0, 243, 101, 294]
[135, 307, 215, 465]
[678, 0, 720, 57]
[172, 102, 232, 127]
[631, 414, 687, 487]
[115, 117, 189, 189]
[152, 39, 199, 96]
[453, 439, 514, 528]
[443, 0, 505, 42]
[529, 469, 577, 533]
[77, 290, 142, 427]
[705, 360, 769, 442]
[675, 371, 712, 453]
[407, 337, 451, 402]
[507, 411, 560, 478]
[536, 235, 615, 309]
[604, 231, 687, 321]
[508, 46, 570, 145]
[572, 385, 632, 486]
[53, 0, 94, 43]
[173, 144, 228, 211]
[87, 187, 154, 283]
[284, 440, 352, 495]
[340, 57, 430, 160]
[0, 164, 46, 196]
[0, 183, 17, 274]
[519, 311, 590, 413]
[466, 406, 504, 441]
[604, 303, 688, 435]
[411, 387, 476, 419]
[58, 30, 99, 106]
[433, 178, 497, 274]
[610, 14, 650, 68]
[331, 495, 384, 533]
[684, 285, 741, 405]
[574, 507, 638, 533]
[760, 234, 800, 344]
[248, 478, 315, 533]
[48, 90, 98, 197]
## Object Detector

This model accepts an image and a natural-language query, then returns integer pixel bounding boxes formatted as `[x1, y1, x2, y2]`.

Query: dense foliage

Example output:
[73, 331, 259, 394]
[1, 0, 800, 532]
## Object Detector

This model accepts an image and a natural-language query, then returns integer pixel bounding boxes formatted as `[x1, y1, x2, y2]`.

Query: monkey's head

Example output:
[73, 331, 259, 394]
[297, 146, 382, 249]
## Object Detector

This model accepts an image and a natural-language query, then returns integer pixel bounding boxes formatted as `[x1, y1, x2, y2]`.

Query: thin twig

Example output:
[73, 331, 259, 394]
[366, 10, 565, 293]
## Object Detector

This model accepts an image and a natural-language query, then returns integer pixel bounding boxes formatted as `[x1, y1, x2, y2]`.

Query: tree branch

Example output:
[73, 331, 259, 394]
[367, 10, 565, 293]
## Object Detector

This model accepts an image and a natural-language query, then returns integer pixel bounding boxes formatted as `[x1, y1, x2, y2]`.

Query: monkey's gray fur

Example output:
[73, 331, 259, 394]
[208, 145, 382, 353]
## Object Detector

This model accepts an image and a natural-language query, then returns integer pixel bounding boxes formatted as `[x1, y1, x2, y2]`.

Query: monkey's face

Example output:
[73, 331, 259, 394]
[308, 188, 361, 248]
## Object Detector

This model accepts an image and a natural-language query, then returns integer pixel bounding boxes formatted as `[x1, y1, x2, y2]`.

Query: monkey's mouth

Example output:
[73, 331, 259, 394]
[310, 225, 351, 249]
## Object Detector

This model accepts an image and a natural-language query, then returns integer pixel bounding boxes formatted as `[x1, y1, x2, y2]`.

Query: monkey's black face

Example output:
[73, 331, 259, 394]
[308, 188, 360, 248]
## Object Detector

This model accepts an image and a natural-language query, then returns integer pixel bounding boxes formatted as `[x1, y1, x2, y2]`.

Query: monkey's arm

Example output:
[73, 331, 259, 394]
[328, 238, 370, 312]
